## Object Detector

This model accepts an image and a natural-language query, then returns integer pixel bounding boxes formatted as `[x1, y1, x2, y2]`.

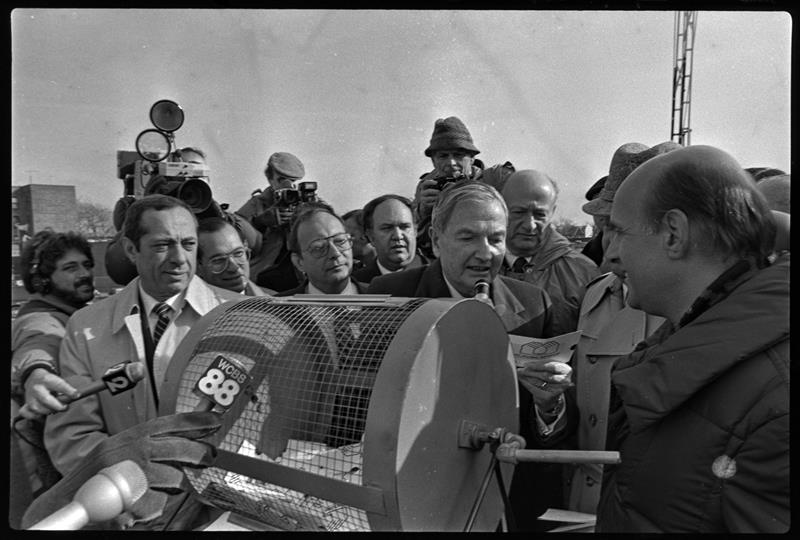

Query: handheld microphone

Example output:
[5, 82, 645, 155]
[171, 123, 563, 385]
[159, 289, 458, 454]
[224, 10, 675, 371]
[28, 459, 148, 530]
[69, 361, 147, 402]
[17, 362, 146, 418]
[193, 355, 252, 412]
[473, 280, 492, 305]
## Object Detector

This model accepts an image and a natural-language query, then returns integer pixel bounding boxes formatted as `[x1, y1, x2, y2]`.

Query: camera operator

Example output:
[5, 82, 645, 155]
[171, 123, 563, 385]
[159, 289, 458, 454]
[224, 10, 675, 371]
[413, 116, 515, 260]
[235, 151, 319, 292]
[106, 147, 261, 286]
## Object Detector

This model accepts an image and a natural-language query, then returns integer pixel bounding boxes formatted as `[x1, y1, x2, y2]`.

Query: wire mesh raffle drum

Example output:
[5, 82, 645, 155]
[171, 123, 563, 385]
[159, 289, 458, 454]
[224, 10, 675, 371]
[160, 295, 519, 531]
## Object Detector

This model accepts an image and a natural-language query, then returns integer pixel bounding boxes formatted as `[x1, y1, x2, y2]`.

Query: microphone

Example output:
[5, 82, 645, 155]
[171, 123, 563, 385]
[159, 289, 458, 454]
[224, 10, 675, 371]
[28, 459, 148, 530]
[193, 354, 252, 412]
[69, 361, 147, 402]
[473, 280, 492, 305]
[17, 362, 146, 418]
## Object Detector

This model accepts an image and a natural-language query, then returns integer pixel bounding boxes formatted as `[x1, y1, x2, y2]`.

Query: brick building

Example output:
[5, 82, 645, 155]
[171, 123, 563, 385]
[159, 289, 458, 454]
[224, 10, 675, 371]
[10, 184, 117, 303]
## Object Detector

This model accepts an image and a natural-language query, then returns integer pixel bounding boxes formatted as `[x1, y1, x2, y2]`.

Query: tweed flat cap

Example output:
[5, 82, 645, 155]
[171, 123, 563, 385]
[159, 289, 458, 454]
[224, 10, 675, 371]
[583, 141, 682, 216]
[265, 152, 305, 180]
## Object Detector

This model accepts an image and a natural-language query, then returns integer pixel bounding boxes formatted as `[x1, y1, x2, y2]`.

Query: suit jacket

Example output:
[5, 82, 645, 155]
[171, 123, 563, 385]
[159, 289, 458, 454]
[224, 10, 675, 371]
[368, 259, 577, 530]
[43, 275, 243, 475]
[352, 251, 428, 284]
[367, 259, 553, 338]
[275, 278, 369, 297]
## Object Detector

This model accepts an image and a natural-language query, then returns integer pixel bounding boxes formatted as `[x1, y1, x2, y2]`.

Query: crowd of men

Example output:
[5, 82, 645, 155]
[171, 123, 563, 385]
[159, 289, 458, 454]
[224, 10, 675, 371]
[11, 115, 790, 532]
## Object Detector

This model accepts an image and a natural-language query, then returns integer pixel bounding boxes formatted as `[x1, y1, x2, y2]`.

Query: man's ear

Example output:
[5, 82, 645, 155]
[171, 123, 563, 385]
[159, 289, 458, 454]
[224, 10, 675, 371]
[430, 227, 441, 259]
[660, 209, 691, 259]
[290, 252, 305, 275]
[122, 236, 138, 266]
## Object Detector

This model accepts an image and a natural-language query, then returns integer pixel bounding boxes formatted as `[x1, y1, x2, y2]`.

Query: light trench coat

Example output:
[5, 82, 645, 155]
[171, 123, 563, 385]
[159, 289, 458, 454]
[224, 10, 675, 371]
[43, 275, 243, 475]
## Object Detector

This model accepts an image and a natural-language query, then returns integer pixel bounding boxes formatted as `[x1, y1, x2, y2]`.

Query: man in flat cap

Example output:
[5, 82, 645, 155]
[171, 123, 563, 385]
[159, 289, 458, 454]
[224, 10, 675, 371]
[236, 151, 309, 291]
[413, 116, 515, 260]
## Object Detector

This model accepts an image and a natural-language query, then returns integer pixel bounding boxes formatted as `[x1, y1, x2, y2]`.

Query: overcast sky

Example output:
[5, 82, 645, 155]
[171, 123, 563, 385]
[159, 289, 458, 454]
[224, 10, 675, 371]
[11, 9, 791, 224]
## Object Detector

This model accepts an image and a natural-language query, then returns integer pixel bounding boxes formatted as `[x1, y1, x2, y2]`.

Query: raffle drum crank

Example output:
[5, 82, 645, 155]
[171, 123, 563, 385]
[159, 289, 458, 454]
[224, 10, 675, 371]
[160, 295, 618, 531]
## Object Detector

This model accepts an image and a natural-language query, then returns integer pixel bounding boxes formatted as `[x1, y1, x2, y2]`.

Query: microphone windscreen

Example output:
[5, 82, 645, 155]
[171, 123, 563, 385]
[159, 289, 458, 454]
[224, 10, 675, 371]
[97, 460, 149, 507]
[126, 362, 147, 384]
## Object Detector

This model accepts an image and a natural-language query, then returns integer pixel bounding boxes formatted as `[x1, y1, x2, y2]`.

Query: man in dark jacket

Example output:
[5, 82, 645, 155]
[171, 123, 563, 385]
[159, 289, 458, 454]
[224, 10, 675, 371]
[597, 145, 789, 533]
[369, 181, 577, 531]
[277, 203, 369, 296]
[412, 116, 515, 260]
[235, 151, 308, 291]
[353, 194, 427, 283]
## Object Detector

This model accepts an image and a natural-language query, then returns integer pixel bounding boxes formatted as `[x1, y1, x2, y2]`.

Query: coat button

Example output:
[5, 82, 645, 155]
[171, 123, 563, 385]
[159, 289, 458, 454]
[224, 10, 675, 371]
[588, 356, 597, 364]
[586, 476, 596, 486]
[589, 414, 597, 426]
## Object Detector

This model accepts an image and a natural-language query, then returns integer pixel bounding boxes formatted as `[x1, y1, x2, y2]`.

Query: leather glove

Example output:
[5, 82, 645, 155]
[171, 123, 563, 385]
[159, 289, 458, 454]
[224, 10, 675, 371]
[21, 412, 221, 530]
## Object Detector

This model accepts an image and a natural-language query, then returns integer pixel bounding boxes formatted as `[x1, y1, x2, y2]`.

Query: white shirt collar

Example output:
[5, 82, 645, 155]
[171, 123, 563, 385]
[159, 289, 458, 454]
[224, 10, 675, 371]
[137, 282, 185, 316]
[307, 280, 359, 295]
[504, 251, 531, 267]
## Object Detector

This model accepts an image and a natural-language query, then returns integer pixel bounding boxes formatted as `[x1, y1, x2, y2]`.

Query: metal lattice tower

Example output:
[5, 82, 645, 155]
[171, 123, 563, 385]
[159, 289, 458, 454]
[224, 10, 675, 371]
[671, 11, 697, 146]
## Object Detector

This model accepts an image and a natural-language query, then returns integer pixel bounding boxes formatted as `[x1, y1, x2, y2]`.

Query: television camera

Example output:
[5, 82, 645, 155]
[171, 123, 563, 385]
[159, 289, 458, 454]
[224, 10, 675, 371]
[115, 100, 214, 222]
[274, 181, 318, 208]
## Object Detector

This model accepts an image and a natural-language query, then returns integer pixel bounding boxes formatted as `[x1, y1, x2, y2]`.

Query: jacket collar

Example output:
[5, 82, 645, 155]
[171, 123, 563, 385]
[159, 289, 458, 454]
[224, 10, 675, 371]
[17, 292, 85, 318]
[415, 260, 528, 329]
[612, 257, 789, 433]
[111, 275, 225, 333]
[580, 272, 622, 315]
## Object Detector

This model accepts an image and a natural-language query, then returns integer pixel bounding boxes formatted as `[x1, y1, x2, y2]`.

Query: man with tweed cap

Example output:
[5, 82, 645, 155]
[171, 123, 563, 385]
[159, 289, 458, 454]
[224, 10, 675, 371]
[236, 151, 308, 291]
[413, 116, 515, 259]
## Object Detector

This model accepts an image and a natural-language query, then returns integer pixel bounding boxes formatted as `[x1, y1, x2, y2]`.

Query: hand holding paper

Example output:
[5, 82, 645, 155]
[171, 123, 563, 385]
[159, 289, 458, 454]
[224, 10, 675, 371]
[509, 331, 581, 406]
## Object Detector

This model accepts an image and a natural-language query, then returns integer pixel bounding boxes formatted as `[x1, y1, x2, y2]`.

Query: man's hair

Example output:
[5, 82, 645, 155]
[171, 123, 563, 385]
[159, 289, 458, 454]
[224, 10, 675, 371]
[361, 194, 414, 232]
[21, 230, 94, 293]
[173, 146, 207, 161]
[286, 201, 341, 254]
[431, 180, 507, 234]
[122, 194, 197, 249]
[197, 217, 244, 261]
[643, 157, 776, 265]
[342, 209, 364, 228]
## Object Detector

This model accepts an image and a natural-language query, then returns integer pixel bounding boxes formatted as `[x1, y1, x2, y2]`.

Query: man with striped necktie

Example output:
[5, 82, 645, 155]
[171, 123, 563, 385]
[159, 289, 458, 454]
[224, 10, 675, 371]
[43, 195, 242, 528]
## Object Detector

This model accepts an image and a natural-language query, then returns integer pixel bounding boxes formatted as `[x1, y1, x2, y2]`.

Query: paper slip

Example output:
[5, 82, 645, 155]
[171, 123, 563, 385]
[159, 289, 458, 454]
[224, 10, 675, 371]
[509, 331, 582, 366]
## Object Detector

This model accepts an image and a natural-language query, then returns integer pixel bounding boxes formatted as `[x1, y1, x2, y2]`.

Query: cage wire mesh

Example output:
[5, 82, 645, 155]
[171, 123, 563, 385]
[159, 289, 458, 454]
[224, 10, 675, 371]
[172, 296, 427, 531]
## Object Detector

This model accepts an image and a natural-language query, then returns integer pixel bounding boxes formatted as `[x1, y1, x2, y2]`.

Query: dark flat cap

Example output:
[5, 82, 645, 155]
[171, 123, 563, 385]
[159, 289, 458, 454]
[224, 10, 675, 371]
[266, 152, 305, 180]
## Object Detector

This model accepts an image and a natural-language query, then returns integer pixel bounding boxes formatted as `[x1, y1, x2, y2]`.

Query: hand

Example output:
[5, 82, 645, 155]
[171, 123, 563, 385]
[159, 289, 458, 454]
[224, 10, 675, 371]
[418, 179, 442, 211]
[274, 207, 295, 227]
[21, 412, 222, 530]
[19, 368, 79, 419]
[516, 360, 573, 410]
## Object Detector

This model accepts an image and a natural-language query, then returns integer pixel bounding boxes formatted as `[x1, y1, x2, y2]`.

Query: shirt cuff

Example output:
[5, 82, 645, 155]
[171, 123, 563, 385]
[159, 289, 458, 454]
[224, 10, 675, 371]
[534, 395, 566, 436]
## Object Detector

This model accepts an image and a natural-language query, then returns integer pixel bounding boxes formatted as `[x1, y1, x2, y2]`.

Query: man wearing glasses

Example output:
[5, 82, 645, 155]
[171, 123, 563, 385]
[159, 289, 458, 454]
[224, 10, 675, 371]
[196, 217, 273, 296]
[277, 203, 369, 296]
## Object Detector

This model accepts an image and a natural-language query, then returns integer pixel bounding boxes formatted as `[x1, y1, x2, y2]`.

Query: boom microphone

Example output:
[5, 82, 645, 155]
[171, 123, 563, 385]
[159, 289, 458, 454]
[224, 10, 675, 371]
[28, 459, 148, 530]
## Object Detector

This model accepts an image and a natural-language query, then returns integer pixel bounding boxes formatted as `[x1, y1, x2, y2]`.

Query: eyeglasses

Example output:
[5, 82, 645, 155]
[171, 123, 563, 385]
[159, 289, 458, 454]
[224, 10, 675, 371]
[304, 233, 353, 259]
[206, 247, 250, 274]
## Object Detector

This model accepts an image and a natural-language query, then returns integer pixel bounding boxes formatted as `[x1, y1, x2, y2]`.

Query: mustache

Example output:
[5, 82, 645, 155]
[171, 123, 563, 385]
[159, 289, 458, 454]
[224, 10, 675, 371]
[75, 277, 94, 288]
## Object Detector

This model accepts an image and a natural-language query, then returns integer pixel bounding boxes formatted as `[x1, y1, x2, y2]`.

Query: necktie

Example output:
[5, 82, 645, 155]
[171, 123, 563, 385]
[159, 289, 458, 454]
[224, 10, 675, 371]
[152, 302, 172, 348]
[512, 257, 527, 273]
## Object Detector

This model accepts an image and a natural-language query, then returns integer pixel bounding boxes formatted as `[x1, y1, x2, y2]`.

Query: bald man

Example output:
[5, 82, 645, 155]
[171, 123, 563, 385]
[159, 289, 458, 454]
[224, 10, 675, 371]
[500, 170, 598, 335]
[596, 145, 788, 532]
